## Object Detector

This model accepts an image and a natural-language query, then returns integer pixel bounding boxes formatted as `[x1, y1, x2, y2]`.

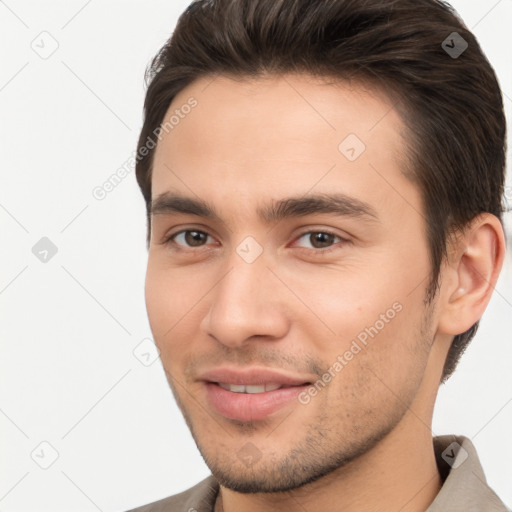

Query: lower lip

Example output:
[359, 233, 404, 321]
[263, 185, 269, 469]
[204, 382, 308, 422]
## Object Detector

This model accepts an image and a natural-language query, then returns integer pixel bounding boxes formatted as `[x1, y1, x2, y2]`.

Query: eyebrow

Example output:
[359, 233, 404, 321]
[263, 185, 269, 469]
[150, 192, 379, 224]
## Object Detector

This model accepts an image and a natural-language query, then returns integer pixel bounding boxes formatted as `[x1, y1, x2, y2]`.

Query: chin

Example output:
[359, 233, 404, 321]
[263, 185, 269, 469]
[207, 455, 352, 494]
[196, 432, 380, 494]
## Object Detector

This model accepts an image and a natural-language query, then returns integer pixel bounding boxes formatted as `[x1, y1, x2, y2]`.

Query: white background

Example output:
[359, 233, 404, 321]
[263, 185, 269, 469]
[1, 1, 511, 511]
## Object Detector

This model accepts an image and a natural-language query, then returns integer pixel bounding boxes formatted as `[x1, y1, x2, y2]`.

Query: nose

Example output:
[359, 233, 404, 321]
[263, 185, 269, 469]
[200, 253, 290, 348]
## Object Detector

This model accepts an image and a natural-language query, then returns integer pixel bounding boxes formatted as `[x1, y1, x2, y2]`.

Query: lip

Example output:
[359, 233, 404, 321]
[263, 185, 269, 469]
[199, 367, 313, 422]
[199, 367, 312, 387]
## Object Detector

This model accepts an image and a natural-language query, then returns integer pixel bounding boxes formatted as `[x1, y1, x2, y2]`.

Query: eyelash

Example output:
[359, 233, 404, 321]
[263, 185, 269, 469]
[161, 228, 349, 254]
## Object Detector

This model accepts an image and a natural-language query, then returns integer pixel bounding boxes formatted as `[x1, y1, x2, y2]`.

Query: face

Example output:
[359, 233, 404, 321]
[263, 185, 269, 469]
[145, 74, 437, 492]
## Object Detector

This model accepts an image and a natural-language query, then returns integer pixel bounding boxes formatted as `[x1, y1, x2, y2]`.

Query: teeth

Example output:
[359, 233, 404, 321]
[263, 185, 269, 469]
[245, 385, 265, 393]
[218, 383, 245, 392]
[218, 383, 282, 393]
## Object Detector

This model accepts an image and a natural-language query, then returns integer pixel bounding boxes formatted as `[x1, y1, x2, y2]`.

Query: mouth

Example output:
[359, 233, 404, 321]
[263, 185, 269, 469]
[199, 367, 314, 422]
[216, 382, 290, 393]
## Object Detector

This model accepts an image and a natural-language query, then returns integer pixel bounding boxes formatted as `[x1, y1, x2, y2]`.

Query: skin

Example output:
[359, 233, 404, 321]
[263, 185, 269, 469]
[145, 73, 505, 512]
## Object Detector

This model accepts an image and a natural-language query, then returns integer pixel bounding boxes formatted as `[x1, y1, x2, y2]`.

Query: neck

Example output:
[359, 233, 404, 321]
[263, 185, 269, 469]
[216, 412, 442, 512]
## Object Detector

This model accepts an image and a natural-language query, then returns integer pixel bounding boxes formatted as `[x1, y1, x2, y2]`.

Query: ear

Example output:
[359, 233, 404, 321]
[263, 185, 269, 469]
[437, 213, 506, 336]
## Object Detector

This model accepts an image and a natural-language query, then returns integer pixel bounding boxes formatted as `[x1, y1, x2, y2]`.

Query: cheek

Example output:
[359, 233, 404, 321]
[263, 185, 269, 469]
[285, 258, 429, 373]
[321, 303, 429, 423]
[282, 266, 402, 337]
[145, 263, 171, 338]
[144, 260, 201, 357]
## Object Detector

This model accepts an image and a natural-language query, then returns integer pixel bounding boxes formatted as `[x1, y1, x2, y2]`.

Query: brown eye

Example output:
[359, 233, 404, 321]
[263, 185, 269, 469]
[309, 232, 336, 248]
[295, 231, 341, 250]
[171, 230, 211, 247]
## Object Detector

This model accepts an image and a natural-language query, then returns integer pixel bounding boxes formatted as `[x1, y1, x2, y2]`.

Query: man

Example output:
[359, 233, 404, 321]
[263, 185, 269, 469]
[127, 0, 509, 510]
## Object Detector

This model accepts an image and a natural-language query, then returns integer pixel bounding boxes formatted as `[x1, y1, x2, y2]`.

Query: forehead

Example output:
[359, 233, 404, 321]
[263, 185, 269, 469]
[151, 73, 411, 214]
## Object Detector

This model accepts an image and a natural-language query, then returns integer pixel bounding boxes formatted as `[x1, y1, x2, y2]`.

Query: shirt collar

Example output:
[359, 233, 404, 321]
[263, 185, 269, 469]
[427, 435, 508, 511]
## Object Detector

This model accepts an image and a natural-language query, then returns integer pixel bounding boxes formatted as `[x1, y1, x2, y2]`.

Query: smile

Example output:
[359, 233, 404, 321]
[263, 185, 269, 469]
[217, 383, 282, 393]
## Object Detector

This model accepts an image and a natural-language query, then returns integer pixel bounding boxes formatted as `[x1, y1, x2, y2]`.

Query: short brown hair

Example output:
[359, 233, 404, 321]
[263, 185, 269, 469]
[135, 0, 507, 382]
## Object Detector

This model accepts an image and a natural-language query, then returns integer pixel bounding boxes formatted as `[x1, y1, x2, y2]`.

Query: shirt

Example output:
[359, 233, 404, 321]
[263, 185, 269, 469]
[126, 435, 509, 511]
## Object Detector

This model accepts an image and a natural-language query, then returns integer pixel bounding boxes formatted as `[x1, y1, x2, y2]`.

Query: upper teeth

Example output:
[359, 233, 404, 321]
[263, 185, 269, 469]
[218, 383, 281, 393]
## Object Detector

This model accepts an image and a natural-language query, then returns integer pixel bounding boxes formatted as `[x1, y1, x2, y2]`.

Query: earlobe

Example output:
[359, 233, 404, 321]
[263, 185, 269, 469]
[437, 214, 505, 336]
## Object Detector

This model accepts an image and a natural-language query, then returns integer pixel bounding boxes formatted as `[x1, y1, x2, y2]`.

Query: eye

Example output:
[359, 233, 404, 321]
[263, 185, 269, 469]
[162, 228, 347, 252]
[168, 230, 215, 248]
[294, 231, 344, 250]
